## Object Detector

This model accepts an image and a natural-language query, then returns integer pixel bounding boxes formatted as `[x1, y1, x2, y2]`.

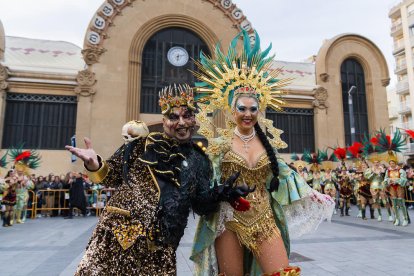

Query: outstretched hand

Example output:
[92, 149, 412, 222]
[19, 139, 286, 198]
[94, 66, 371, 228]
[65, 137, 100, 171]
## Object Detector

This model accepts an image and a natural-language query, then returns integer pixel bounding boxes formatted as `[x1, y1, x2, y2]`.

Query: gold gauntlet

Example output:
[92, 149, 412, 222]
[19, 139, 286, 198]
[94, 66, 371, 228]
[85, 155, 109, 183]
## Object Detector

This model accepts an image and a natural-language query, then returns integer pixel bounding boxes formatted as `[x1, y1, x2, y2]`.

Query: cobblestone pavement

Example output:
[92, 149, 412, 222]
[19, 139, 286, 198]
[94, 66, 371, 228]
[1, 208, 414, 275]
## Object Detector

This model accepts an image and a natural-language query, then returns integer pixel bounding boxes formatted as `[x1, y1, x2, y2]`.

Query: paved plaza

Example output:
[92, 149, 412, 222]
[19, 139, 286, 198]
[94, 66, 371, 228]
[1, 208, 414, 275]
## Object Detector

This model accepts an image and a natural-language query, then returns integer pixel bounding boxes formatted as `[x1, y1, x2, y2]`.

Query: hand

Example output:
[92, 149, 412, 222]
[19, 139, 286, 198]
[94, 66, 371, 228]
[214, 171, 255, 204]
[65, 137, 99, 171]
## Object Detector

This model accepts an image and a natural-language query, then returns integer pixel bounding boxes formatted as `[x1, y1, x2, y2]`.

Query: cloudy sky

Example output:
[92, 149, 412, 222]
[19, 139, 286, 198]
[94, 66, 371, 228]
[0, 0, 399, 84]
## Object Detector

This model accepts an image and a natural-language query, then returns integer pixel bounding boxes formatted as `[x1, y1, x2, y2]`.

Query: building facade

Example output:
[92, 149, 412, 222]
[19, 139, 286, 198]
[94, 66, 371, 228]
[0, 0, 390, 175]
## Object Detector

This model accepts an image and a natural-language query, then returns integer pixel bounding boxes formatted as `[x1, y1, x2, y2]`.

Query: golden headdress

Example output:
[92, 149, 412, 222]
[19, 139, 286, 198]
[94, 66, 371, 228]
[376, 129, 406, 164]
[192, 30, 291, 150]
[158, 83, 195, 115]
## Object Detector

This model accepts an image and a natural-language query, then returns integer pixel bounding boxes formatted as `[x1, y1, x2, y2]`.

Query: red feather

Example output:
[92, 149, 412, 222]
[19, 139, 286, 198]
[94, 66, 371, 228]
[15, 151, 31, 162]
[386, 135, 391, 145]
[230, 197, 250, 212]
[334, 147, 347, 160]
[405, 129, 414, 139]
[370, 137, 379, 145]
[347, 142, 363, 158]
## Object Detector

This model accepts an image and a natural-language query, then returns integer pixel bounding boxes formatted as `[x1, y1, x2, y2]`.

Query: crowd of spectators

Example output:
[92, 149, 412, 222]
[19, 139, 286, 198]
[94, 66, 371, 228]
[0, 170, 113, 227]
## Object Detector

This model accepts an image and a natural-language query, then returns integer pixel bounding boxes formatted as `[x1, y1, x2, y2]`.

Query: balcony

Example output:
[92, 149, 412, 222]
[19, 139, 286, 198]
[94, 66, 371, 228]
[398, 101, 412, 115]
[389, 2, 401, 18]
[403, 143, 414, 156]
[389, 106, 399, 119]
[399, 122, 413, 129]
[395, 61, 407, 74]
[393, 41, 405, 55]
[391, 21, 403, 36]
[396, 81, 410, 95]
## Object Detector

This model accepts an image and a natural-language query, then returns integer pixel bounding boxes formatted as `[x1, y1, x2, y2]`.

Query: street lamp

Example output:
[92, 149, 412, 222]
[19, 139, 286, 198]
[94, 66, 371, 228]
[348, 86, 357, 144]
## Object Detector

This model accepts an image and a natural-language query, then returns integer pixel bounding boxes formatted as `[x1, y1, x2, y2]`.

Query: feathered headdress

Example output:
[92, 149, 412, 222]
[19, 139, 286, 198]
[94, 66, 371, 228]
[9, 145, 41, 175]
[376, 129, 406, 163]
[333, 146, 347, 170]
[362, 133, 384, 163]
[347, 141, 365, 171]
[193, 30, 288, 150]
[291, 153, 307, 170]
[301, 149, 327, 172]
[192, 30, 290, 113]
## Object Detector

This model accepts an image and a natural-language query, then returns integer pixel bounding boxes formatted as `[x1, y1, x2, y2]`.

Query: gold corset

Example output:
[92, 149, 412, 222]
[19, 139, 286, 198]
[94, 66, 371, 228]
[388, 169, 400, 180]
[221, 150, 280, 254]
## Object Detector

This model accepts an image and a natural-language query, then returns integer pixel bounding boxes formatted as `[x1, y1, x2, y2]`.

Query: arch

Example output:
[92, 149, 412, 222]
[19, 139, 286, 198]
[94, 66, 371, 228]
[127, 14, 218, 119]
[316, 33, 389, 85]
[313, 33, 390, 148]
[83, 0, 254, 50]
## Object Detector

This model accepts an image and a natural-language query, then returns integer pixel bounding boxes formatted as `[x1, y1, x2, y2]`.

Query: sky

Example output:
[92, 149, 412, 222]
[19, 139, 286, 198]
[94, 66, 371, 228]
[0, 0, 400, 84]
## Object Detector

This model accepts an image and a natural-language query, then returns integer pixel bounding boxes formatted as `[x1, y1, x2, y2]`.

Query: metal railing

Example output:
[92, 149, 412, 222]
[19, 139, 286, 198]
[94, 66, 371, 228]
[29, 188, 116, 219]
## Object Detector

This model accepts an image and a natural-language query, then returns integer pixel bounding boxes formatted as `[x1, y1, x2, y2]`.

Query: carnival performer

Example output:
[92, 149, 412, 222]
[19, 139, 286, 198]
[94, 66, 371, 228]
[2, 170, 16, 227]
[321, 158, 338, 214]
[8, 147, 40, 224]
[290, 153, 308, 181]
[364, 160, 392, 222]
[301, 150, 327, 193]
[334, 147, 353, 217]
[377, 129, 409, 226]
[355, 162, 374, 220]
[66, 84, 252, 275]
[190, 30, 334, 275]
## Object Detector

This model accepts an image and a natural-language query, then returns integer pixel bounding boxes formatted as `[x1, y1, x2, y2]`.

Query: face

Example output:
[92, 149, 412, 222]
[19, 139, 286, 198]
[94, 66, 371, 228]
[233, 96, 259, 132]
[389, 160, 396, 168]
[163, 106, 196, 142]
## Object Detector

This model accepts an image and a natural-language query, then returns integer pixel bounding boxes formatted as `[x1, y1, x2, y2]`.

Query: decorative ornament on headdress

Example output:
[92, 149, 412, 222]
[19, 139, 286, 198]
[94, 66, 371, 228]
[376, 128, 406, 163]
[158, 83, 195, 115]
[333, 146, 348, 170]
[363, 132, 384, 163]
[192, 30, 290, 150]
[291, 153, 307, 170]
[9, 145, 41, 175]
[301, 149, 327, 172]
[193, 30, 290, 112]
[347, 141, 365, 171]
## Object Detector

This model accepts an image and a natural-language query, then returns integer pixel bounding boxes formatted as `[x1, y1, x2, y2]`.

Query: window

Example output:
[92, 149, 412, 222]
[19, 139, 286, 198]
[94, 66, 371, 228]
[140, 27, 210, 113]
[2, 93, 77, 149]
[341, 59, 369, 146]
[266, 108, 314, 153]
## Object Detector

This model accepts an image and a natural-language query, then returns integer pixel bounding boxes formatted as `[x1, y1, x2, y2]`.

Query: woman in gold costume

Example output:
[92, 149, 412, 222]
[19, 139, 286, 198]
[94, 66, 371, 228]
[190, 31, 334, 275]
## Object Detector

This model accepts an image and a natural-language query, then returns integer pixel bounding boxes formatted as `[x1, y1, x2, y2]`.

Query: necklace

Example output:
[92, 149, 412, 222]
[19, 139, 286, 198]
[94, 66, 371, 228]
[234, 127, 256, 153]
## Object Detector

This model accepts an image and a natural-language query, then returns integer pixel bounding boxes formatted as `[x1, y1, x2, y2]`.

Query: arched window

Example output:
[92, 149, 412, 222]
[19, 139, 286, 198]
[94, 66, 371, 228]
[140, 27, 210, 114]
[341, 58, 369, 145]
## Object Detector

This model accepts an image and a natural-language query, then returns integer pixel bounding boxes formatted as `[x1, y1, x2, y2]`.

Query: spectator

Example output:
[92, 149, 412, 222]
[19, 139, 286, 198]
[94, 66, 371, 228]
[50, 175, 63, 216]
[64, 172, 87, 219]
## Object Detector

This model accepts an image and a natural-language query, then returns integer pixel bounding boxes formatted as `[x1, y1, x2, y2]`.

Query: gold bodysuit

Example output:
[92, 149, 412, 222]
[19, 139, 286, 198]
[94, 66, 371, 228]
[221, 150, 281, 255]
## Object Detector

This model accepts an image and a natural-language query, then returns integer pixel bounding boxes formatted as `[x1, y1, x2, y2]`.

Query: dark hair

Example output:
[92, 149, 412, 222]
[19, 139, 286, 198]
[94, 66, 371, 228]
[254, 122, 280, 192]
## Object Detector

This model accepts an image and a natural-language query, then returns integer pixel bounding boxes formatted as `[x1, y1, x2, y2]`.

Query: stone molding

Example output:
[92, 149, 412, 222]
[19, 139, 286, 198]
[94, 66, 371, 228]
[81, 47, 107, 65]
[0, 65, 8, 91]
[312, 86, 328, 110]
[74, 69, 96, 98]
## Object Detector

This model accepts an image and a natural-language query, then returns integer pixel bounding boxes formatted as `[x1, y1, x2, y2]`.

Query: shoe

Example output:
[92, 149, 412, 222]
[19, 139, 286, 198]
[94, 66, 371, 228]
[357, 210, 362, 218]
[36, 214, 42, 218]
[388, 215, 394, 222]
[333, 209, 337, 215]
[394, 219, 400, 226]
[408, 205, 414, 210]
[378, 215, 382, 222]
[402, 219, 408, 227]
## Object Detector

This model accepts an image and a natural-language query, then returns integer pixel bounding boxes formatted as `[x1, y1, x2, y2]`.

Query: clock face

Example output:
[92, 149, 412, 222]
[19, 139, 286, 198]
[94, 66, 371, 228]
[167, 46, 189, 67]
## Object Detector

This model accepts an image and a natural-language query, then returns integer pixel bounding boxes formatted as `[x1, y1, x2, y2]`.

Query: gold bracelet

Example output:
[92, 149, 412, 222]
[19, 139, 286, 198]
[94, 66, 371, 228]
[85, 155, 109, 183]
[106, 206, 131, 217]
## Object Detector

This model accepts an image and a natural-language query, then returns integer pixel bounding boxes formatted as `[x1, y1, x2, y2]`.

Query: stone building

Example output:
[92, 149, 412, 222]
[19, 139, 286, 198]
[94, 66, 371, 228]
[0, 0, 390, 175]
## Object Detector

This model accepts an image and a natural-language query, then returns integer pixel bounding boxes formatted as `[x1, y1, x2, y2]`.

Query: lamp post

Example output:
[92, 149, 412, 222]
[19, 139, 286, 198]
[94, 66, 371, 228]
[348, 86, 357, 144]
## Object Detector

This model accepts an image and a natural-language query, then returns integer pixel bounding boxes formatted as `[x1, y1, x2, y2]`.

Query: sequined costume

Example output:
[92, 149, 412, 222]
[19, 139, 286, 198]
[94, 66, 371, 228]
[354, 170, 374, 220]
[384, 167, 408, 226]
[191, 138, 334, 275]
[364, 167, 392, 221]
[76, 133, 218, 275]
[322, 171, 337, 202]
[338, 173, 353, 216]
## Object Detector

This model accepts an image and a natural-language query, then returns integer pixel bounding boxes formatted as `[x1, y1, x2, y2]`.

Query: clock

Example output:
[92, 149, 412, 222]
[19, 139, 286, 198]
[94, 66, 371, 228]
[167, 46, 189, 67]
